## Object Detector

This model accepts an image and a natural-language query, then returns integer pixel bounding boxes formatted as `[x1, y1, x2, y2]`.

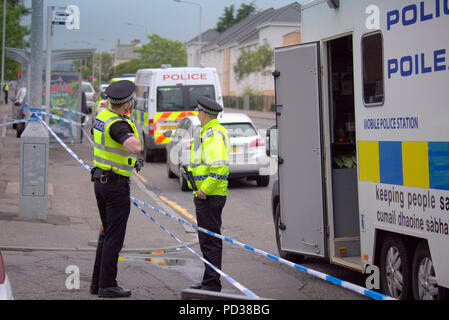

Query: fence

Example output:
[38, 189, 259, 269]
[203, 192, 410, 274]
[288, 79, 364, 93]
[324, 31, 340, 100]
[223, 95, 276, 112]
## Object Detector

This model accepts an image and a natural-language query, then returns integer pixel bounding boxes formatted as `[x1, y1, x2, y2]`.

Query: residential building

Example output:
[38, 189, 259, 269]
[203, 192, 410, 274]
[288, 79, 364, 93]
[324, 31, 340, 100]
[186, 2, 301, 98]
[112, 39, 142, 66]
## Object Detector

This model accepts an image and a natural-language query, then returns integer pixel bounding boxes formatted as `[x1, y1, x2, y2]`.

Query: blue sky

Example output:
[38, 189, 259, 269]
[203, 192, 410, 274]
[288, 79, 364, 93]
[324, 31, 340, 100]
[22, 0, 306, 53]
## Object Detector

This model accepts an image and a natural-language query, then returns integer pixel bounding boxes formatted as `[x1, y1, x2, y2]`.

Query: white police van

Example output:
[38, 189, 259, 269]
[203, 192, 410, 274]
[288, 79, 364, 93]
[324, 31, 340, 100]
[133, 67, 223, 162]
[269, 0, 449, 299]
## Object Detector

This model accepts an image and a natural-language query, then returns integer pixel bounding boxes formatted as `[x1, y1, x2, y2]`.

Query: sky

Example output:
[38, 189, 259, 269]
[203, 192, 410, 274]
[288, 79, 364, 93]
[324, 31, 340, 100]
[21, 0, 307, 53]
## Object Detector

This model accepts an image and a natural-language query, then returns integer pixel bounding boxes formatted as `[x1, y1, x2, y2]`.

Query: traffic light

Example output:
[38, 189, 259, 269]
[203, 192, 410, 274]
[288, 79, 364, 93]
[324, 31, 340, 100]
[89, 76, 93, 82]
[18, 71, 22, 77]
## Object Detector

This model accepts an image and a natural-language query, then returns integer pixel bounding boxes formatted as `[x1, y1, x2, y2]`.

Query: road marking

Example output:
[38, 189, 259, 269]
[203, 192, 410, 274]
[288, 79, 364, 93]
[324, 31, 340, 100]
[131, 174, 196, 233]
[159, 195, 197, 224]
[133, 170, 147, 183]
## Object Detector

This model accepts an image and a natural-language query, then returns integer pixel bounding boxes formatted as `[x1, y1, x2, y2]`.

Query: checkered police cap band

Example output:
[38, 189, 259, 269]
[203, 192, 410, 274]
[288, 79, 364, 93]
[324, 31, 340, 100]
[109, 94, 134, 105]
[198, 103, 220, 115]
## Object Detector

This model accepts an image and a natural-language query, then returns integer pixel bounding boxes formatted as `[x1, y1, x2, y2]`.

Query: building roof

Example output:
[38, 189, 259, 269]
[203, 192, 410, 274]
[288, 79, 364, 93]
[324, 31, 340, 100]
[199, 2, 301, 52]
[187, 29, 220, 44]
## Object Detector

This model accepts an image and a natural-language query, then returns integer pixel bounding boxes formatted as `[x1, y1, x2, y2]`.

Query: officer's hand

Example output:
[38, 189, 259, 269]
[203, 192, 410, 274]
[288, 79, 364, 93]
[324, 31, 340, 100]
[134, 158, 144, 173]
[197, 189, 207, 200]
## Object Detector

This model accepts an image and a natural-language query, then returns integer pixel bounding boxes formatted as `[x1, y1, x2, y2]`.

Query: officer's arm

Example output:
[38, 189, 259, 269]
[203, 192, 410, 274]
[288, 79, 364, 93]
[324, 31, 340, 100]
[123, 135, 141, 155]
[110, 121, 142, 155]
[200, 134, 228, 195]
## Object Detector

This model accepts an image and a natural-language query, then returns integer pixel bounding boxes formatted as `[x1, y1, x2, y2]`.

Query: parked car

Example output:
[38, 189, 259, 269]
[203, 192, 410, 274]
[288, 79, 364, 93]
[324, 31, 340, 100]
[166, 113, 270, 191]
[0, 251, 14, 300]
[81, 81, 95, 113]
[11, 87, 27, 137]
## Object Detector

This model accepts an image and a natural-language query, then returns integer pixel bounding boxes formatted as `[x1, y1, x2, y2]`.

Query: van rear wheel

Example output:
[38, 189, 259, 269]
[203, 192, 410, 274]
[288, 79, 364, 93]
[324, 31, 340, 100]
[412, 241, 447, 300]
[380, 236, 412, 299]
[274, 203, 298, 261]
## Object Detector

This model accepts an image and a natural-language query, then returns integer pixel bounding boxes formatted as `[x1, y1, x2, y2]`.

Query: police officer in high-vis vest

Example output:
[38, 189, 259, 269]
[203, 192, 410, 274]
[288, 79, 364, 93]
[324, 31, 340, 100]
[90, 80, 142, 298]
[188, 96, 230, 292]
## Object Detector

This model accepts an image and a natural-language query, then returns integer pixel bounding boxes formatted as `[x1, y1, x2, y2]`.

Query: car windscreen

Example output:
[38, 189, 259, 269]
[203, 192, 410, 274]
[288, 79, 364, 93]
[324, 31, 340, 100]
[221, 123, 257, 137]
[157, 85, 215, 112]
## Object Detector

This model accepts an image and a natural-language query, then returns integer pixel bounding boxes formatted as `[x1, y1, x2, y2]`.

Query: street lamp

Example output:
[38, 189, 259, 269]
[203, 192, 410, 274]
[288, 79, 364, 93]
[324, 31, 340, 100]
[173, 0, 202, 66]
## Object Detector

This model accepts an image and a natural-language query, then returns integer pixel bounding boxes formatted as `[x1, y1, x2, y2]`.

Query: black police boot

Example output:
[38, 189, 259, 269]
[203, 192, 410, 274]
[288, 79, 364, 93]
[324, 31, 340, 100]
[189, 283, 202, 289]
[90, 283, 99, 295]
[98, 286, 131, 298]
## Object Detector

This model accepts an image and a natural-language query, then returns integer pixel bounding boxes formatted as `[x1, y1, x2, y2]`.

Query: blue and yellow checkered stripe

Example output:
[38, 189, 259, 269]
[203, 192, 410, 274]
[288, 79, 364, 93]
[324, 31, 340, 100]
[358, 141, 449, 190]
[133, 111, 148, 127]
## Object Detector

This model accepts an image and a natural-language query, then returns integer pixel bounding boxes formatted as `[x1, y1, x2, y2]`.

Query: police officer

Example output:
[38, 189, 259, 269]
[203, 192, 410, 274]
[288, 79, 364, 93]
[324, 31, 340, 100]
[188, 96, 230, 292]
[3, 81, 9, 104]
[90, 80, 142, 298]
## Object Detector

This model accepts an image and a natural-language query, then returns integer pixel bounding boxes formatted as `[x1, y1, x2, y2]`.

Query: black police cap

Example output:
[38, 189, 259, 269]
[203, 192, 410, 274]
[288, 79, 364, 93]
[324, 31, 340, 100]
[197, 96, 223, 115]
[105, 80, 136, 105]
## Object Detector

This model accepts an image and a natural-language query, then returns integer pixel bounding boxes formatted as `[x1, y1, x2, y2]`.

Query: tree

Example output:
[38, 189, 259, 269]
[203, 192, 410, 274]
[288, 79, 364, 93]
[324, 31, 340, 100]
[134, 33, 187, 68]
[233, 43, 274, 81]
[215, 2, 257, 32]
[215, 5, 235, 33]
[0, 0, 30, 80]
[73, 52, 114, 87]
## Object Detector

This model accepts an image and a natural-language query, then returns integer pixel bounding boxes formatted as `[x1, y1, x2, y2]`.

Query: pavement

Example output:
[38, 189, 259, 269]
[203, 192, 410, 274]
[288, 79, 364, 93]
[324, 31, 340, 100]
[0, 103, 196, 253]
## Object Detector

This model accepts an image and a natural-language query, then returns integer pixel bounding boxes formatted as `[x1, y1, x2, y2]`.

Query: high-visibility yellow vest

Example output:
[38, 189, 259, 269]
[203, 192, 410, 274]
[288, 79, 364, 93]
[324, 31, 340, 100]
[189, 118, 230, 196]
[93, 109, 139, 177]
[3, 83, 8, 91]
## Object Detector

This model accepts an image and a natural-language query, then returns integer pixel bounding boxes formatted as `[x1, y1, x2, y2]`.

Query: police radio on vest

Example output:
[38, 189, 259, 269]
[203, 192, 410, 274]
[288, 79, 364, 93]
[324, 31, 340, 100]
[162, 73, 207, 81]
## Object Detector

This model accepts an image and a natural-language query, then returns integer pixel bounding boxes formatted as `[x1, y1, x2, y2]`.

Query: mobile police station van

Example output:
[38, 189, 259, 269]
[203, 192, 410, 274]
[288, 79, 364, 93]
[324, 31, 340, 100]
[133, 67, 223, 162]
[268, 0, 449, 299]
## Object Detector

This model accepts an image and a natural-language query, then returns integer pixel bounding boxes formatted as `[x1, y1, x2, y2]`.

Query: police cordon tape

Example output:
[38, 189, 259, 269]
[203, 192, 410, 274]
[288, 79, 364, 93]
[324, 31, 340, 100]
[9, 109, 395, 300]
[132, 200, 259, 298]
[33, 112, 258, 299]
[0, 118, 30, 127]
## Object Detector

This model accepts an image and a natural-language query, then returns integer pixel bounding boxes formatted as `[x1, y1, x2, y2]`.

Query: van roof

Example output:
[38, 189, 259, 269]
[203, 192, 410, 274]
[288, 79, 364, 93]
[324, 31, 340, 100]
[136, 67, 217, 74]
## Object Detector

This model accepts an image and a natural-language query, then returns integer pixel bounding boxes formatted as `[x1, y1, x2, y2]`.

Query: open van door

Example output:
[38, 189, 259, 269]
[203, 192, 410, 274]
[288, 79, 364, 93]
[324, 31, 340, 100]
[274, 42, 326, 258]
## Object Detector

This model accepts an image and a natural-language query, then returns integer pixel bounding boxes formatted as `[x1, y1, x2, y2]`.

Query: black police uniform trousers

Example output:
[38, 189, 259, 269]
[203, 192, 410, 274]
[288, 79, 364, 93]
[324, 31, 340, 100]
[91, 173, 130, 289]
[194, 195, 227, 291]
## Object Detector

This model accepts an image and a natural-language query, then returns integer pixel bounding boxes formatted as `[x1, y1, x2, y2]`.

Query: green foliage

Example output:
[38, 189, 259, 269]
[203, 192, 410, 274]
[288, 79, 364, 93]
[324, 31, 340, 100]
[111, 59, 149, 79]
[215, 1, 256, 33]
[73, 52, 115, 88]
[233, 43, 274, 81]
[73, 34, 187, 85]
[1, 0, 31, 80]
[135, 33, 187, 68]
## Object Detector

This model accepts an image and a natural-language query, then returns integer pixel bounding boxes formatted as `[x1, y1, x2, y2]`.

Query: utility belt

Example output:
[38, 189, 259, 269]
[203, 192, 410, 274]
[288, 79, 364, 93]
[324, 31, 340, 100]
[91, 167, 129, 184]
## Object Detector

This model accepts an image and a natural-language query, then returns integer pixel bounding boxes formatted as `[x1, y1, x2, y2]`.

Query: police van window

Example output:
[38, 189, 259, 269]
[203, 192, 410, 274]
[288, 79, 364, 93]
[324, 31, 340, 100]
[157, 85, 216, 111]
[157, 87, 183, 111]
[187, 85, 215, 109]
[362, 31, 384, 106]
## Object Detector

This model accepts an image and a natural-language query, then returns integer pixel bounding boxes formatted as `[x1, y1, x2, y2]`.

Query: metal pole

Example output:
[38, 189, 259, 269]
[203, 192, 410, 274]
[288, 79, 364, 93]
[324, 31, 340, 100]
[198, 4, 202, 66]
[99, 52, 102, 89]
[44, 6, 53, 115]
[1, 0, 6, 102]
[30, 0, 43, 108]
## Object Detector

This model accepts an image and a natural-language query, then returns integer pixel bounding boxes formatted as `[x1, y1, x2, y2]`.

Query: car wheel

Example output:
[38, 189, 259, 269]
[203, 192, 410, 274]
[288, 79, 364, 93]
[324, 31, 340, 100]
[179, 167, 189, 191]
[412, 241, 447, 300]
[380, 235, 412, 299]
[256, 175, 270, 187]
[143, 142, 154, 163]
[167, 160, 176, 179]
